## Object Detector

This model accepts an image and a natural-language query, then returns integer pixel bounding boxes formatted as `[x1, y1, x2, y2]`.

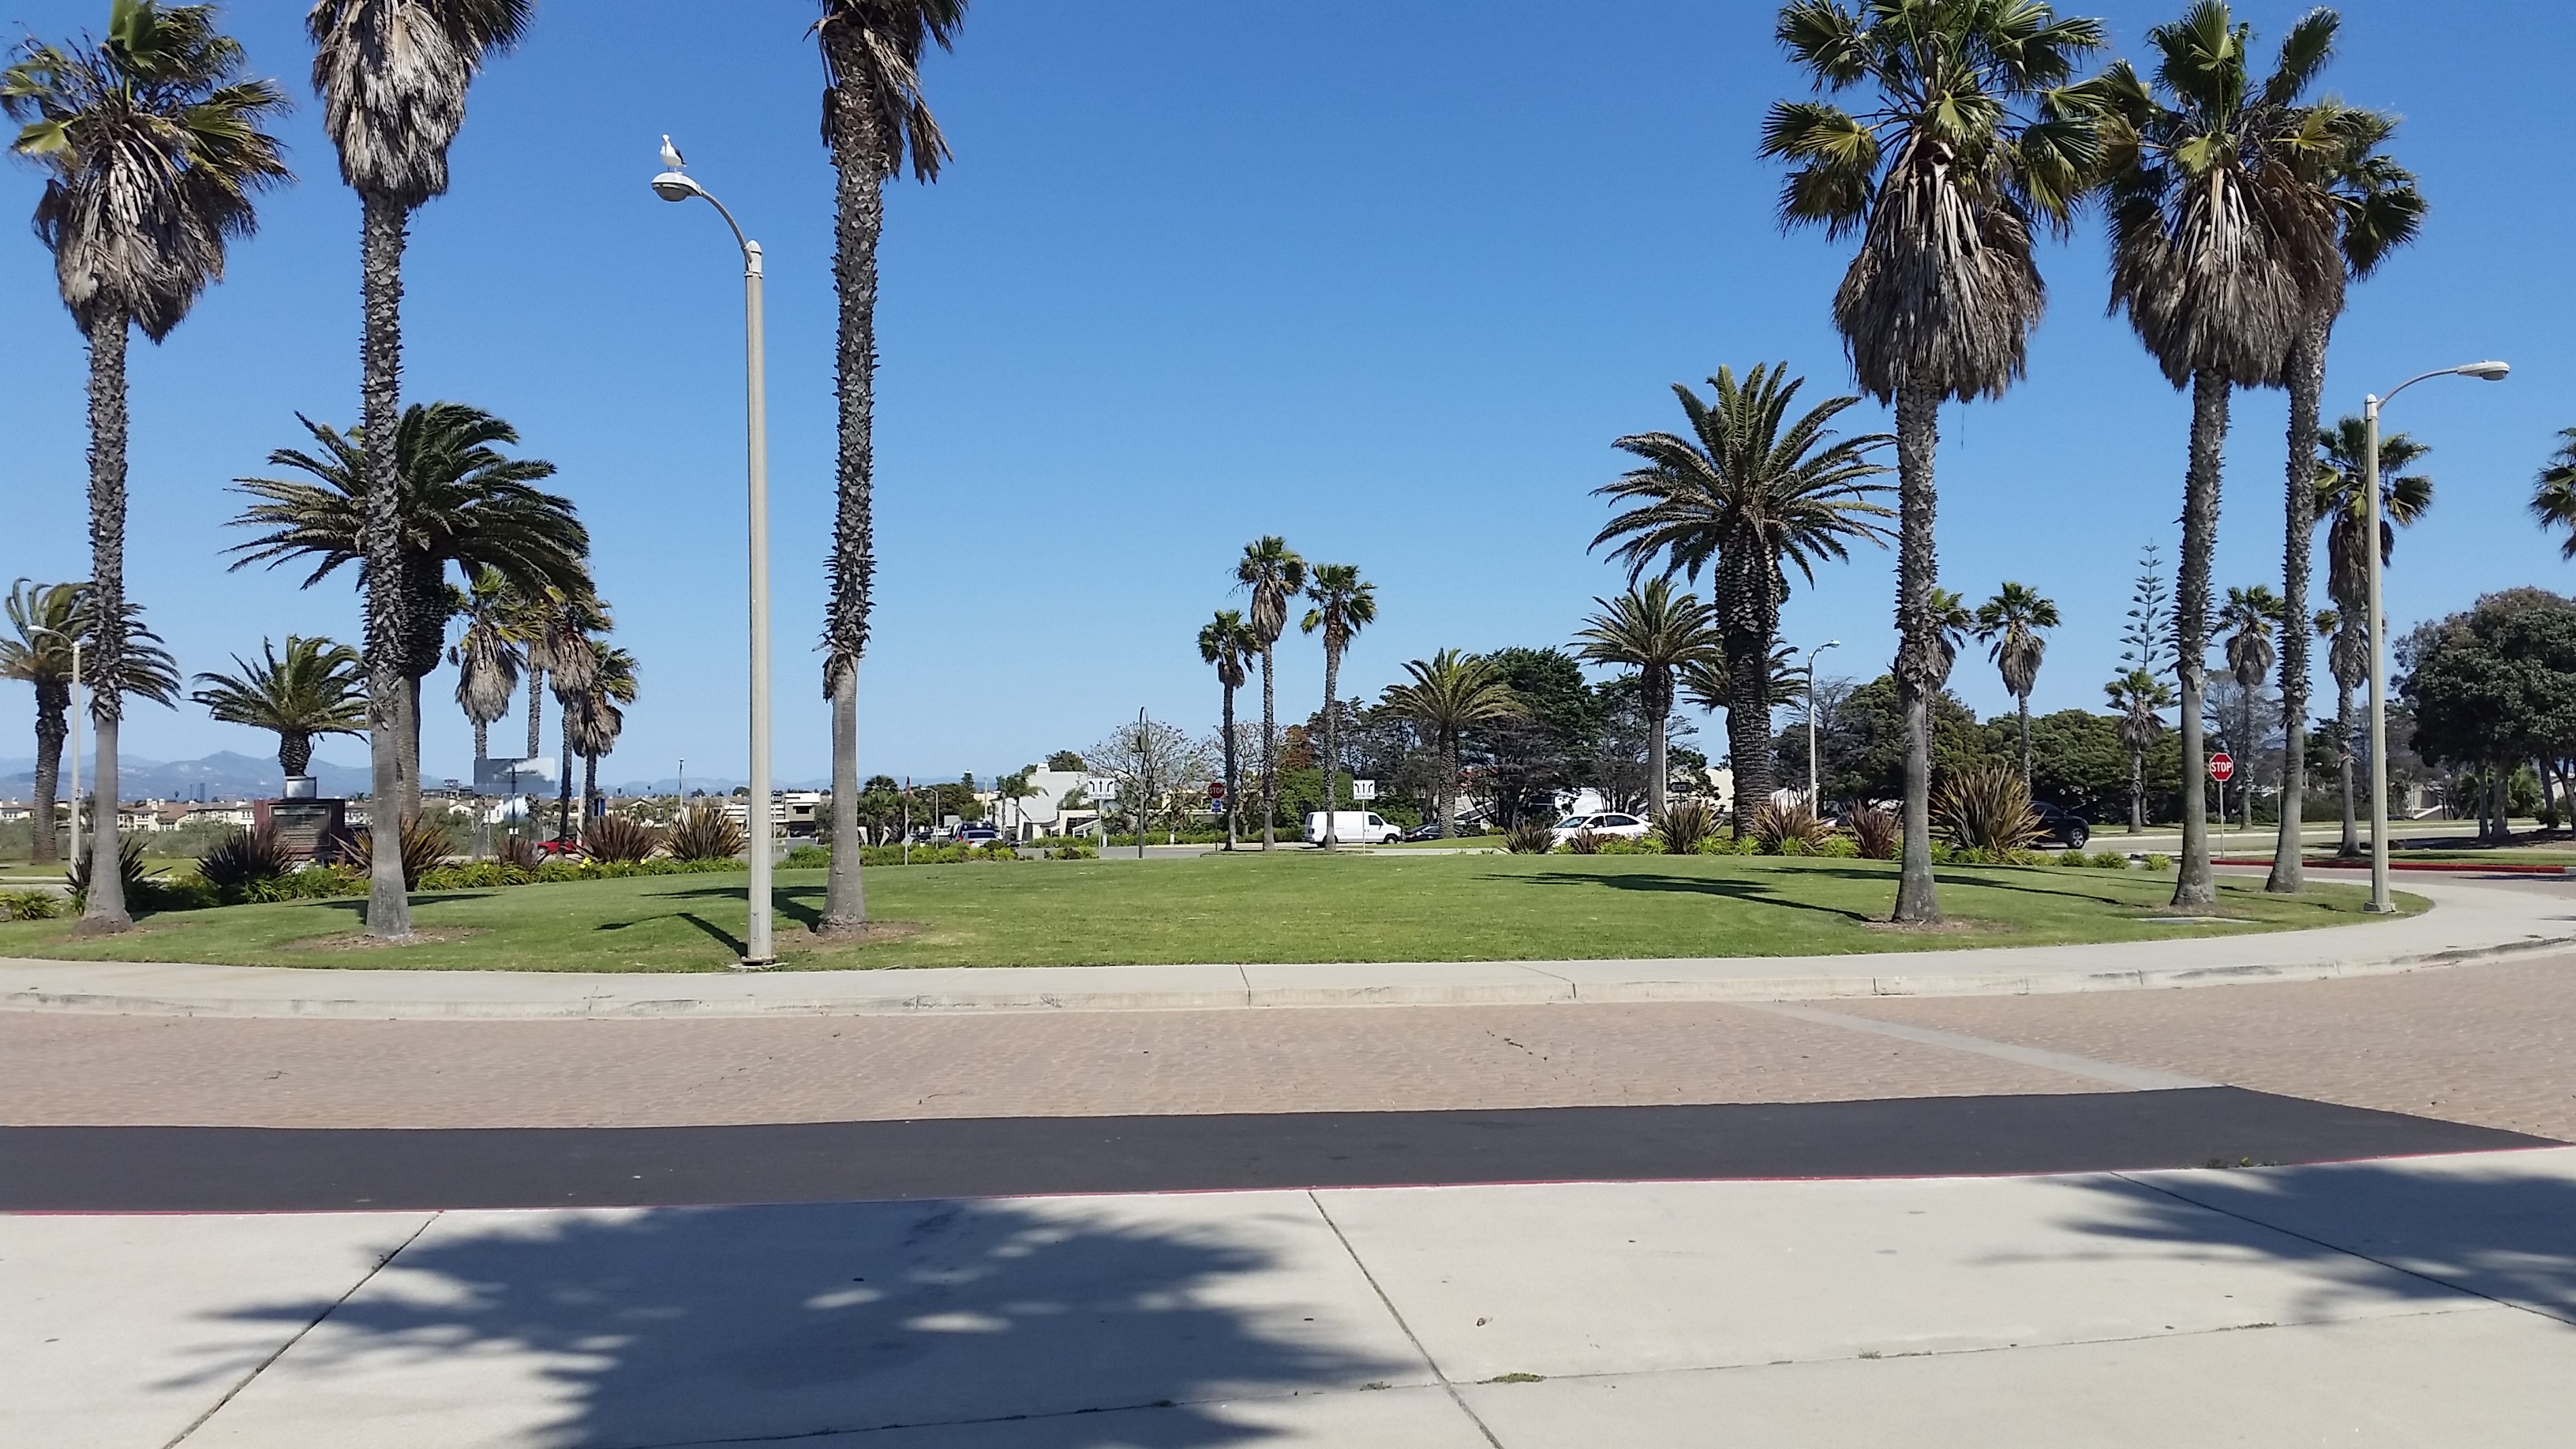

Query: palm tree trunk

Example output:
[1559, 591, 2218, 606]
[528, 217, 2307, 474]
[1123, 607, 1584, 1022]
[582, 750, 598, 822]
[402, 673, 424, 822]
[822, 665, 867, 930]
[2129, 746, 2145, 833]
[524, 667, 544, 760]
[2269, 326, 2327, 891]
[2336, 681, 2357, 856]
[1440, 736, 1459, 838]
[556, 708, 576, 844]
[74, 317, 132, 933]
[2172, 370, 2227, 909]
[280, 732, 314, 779]
[2017, 695, 2033, 788]
[1723, 636, 1774, 841]
[358, 192, 414, 939]
[1321, 647, 1342, 848]
[30, 681, 66, 866]
[1648, 706, 1668, 822]
[1220, 682, 1239, 850]
[472, 717, 489, 765]
[1891, 385, 1941, 923]
[1259, 642, 1277, 849]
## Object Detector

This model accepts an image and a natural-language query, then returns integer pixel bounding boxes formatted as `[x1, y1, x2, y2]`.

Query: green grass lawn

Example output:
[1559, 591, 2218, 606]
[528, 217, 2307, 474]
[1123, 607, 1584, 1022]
[0, 853, 2417, 973]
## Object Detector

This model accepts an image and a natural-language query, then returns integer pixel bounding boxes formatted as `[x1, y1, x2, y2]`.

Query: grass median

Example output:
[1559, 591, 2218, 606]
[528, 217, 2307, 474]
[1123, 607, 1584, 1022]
[0, 852, 2417, 973]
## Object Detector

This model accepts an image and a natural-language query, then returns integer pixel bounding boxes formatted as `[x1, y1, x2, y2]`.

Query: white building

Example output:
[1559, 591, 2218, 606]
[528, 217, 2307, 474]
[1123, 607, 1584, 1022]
[993, 769, 1106, 843]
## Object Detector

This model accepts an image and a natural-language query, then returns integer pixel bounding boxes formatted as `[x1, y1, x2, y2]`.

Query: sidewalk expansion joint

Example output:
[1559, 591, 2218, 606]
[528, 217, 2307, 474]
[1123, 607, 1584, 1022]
[1746, 1002, 2216, 1091]
[1309, 1190, 1509, 1448]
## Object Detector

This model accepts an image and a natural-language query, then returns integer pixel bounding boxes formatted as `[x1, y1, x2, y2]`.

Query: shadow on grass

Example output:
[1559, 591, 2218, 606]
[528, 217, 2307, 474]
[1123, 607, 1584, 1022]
[1510, 869, 1878, 924]
[661, 883, 829, 932]
[193, 1199, 1405, 1447]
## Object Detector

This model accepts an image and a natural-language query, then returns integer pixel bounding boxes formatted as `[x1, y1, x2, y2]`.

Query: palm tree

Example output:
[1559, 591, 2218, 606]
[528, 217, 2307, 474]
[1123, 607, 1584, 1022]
[307, 0, 531, 940]
[1592, 364, 1892, 839]
[2529, 431, 2576, 558]
[1926, 588, 1974, 684]
[1196, 609, 1258, 851]
[2, 581, 84, 864]
[2096, 1, 2345, 908]
[226, 401, 590, 812]
[1381, 650, 1522, 838]
[2267, 94, 2422, 893]
[1234, 537, 1306, 849]
[2318, 416, 2432, 605]
[2106, 667, 2174, 833]
[2316, 606, 2368, 857]
[1573, 580, 1721, 815]
[813, 0, 966, 931]
[530, 590, 607, 844]
[447, 567, 525, 765]
[568, 642, 637, 822]
[5, 2, 289, 930]
[1762, 0, 2102, 919]
[190, 636, 367, 784]
[2219, 584, 2282, 831]
[1298, 565, 1379, 848]
[1974, 582, 2060, 785]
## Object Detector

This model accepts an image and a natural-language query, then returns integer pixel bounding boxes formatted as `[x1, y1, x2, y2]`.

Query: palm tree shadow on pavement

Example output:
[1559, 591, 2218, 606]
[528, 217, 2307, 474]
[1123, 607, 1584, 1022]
[2046, 1156, 2576, 1326]
[189, 1199, 1412, 1447]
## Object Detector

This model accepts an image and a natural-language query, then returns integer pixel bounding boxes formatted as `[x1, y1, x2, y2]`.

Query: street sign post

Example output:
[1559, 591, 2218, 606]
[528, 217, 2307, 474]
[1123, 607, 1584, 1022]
[1350, 778, 1377, 801]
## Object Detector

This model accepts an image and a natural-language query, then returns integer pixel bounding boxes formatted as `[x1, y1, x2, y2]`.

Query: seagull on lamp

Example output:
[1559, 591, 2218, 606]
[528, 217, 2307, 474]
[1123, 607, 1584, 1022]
[661, 134, 687, 172]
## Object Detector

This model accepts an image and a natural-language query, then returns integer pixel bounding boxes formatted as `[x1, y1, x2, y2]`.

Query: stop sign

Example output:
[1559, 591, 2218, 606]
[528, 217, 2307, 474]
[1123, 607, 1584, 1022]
[1207, 781, 1226, 802]
[2209, 751, 2236, 782]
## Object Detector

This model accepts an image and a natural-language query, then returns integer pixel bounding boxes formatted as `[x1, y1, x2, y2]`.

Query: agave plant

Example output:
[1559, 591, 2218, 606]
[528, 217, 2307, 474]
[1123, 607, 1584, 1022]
[1500, 817, 1556, 854]
[1752, 800, 1834, 856]
[1932, 766, 2046, 856]
[1651, 799, 1717, 855]
[1844, 801, 1900, 862]
[494, 833, 541, 871]
[66, 835, 149, 906]
[668, 805, 747, 863]
[197, 825, 296, 895]
[581, 812, 662, 864]
[346, 818, 454, 889]
[1564, 828, 1605, 856]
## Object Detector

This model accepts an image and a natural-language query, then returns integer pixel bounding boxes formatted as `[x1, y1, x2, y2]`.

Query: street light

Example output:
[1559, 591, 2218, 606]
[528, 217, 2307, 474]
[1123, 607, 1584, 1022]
[1806, 640, 1840, 808]
[28, 625, 80, 865]
[653, 139, 775, 968]
[2364, 360, 2510, 913]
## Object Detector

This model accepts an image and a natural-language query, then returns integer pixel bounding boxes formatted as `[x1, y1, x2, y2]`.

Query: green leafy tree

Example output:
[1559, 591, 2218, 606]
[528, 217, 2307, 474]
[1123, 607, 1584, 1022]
[307, 0, 530, 940]
[189, 635, 366, 781]
[2401, 590, 2576, 843]
[1573, 579, 1722, 818]
[2121, 542, 2174, 676]
[6, 0, 290, 928]
[1593, 363, 1891, 836]
[2095, 1, 2345, 908]
[1762, 0, 2101, 916]
[1299, 564, 1379, 847]
[1196, 609, 1259, 849]
[813, 0, 966, 929]
[1381, 650, 1522, 837]
[1234, 537, 1307, 849]
[1975, 582, 2060, 785]
[1814, 675, 2000, 805]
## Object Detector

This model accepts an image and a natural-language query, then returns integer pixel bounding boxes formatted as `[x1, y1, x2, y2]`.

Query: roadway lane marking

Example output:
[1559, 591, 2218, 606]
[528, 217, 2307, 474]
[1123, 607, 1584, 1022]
[1747, 1002, 2216, 1092]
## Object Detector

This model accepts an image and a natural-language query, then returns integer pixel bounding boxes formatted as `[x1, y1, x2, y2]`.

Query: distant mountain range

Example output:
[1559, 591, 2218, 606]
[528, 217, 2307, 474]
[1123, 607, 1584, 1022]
[0, 751, 369, 802]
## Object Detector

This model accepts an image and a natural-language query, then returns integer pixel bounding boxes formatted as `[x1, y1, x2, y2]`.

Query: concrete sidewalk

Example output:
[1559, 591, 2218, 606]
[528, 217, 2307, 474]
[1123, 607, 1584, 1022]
[16, 1146, 2574, 1447]
[1, 876, 2570, 1021]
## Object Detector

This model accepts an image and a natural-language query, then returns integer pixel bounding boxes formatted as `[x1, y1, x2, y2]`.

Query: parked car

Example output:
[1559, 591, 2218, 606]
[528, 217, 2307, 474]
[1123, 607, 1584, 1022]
[1303, 811, 1404, 845]
[1550, 811, 1652, 848]
[957, 826, 1002, 846]
[2030, 802, 2091, 850]
[1400, 822, 1447, 842]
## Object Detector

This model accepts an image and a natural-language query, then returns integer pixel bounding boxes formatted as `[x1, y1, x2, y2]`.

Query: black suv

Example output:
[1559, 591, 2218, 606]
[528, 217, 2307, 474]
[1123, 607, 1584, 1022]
[2030, 802, 2091, 850]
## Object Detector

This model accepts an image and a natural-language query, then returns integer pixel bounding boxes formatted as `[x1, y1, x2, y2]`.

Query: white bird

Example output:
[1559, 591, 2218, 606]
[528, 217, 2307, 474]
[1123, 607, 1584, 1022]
[660, 134, 687, 172]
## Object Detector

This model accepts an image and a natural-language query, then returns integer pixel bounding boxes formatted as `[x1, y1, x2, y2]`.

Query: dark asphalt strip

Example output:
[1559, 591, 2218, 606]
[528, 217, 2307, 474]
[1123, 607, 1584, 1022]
[2, 1088, 2551, 1213]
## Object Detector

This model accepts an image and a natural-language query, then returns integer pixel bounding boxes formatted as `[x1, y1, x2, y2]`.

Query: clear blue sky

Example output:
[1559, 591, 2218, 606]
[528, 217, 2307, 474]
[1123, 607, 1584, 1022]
[4, 0, 2570, 788]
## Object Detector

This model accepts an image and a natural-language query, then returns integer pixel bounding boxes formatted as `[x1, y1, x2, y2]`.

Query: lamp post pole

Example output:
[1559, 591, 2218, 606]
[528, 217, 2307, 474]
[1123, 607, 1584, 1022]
[31, 627, 80, 864]
[653, 144, 774, 967]
[1806, 639, 1840, 809]
[2364, 361, 2510, 914]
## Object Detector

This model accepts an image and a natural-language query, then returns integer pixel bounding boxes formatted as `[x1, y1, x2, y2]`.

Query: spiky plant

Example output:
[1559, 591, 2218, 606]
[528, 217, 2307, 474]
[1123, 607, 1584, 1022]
[1752, 799, 1835, 856]
[6, 0, 290, 929]
[1932, 766, 2044, 856]
[580, 811, 661, 864]
[1652, 798, 1717, 855]
[197, 824, 295, 899]
[346, 815, 451, 889]
[668, 805, 748, 863]
[1844, 800, 1900, 861]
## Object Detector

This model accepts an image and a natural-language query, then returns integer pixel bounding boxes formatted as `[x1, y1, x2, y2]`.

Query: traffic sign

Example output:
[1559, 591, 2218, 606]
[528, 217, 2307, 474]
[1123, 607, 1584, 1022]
[1207, 781, 1226, 801]
[2208, 751, 2236, 783]
[1350, 778, 1377, 800]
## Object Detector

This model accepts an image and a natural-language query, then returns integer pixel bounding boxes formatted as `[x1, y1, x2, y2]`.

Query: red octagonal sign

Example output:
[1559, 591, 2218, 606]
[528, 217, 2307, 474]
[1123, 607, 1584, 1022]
[2209, 751, 2237, 783]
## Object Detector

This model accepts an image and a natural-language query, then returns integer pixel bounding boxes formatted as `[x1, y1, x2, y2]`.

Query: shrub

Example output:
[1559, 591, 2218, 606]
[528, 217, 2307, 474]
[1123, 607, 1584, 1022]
[976, 843, 1020, 861]
[784, 844, 832, 869]
[1697, 833, 1749, 855]
[1752, 801, 1833, 856]
[1843, 802, 1900, 861]
[1052, 842, 1095, 860]
[2144, 852, 2174, 873]
[1, 889, 61, 921]
[2091, 849, 2133, 870]
[346, 818, 454, 889]
[66, 837, 150, 911]
[243, 864, 365, 903]
[1931, 766, 2044, 856]
[668, 806, 747, 862]
[150, 876, 223, 912]
[198, 826, 297, 902]
[1815, 834, 1860, 859]
[2004, 848, 2053, 867]
[582, 813, 664, 864]
[1927, 840, 1956, 865]
[1651, 799, 1716, 855]
[1597, 836, 1653, 855]
[1562, 827, 1606, 856]
[1501, 818, 1556, 854]
[496, 834, 543, 871]
[417, 861, 534, 891]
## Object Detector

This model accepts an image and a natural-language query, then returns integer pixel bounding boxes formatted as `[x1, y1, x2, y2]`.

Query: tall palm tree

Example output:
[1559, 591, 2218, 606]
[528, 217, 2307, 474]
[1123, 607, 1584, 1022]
[1573, 579, 1722, 815]
[530, 590, 606, 844]
[813, 0, 967, 932]
[568, 642, 637, 820]
[307, 0, 531, 940]
[1196, 609, 1258, 851]
[227, 400, 590, 811]
[1926, 587, 1974, 684]
[2096, 1, 2344, 908]
[2317, 416, 2432, 608]
[1234, 537, 1306, 849]
[2106, 666, 2174, 833]
[6, 1, 289, 930]
[2316, 606, 2368, 857]
[1381, 650, 1522, 838]
[2, 581, 84, 864]
[189, 635, 367, 783]
[1299, 564, 1378, 848]
[1973, 582, 2060, 785]
[1762, 0, 2102, 918]
[447, 567, 525, 764]
[1592, 364, 1892, 838]
[2219, 583, 2282, 831]
[2267, 94, 2422, 893]
[2529, 431, 2576, 559]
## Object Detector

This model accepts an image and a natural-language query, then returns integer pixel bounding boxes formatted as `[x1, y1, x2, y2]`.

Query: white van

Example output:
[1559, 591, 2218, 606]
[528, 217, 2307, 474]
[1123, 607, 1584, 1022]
[1303, 810, 1402, 845]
